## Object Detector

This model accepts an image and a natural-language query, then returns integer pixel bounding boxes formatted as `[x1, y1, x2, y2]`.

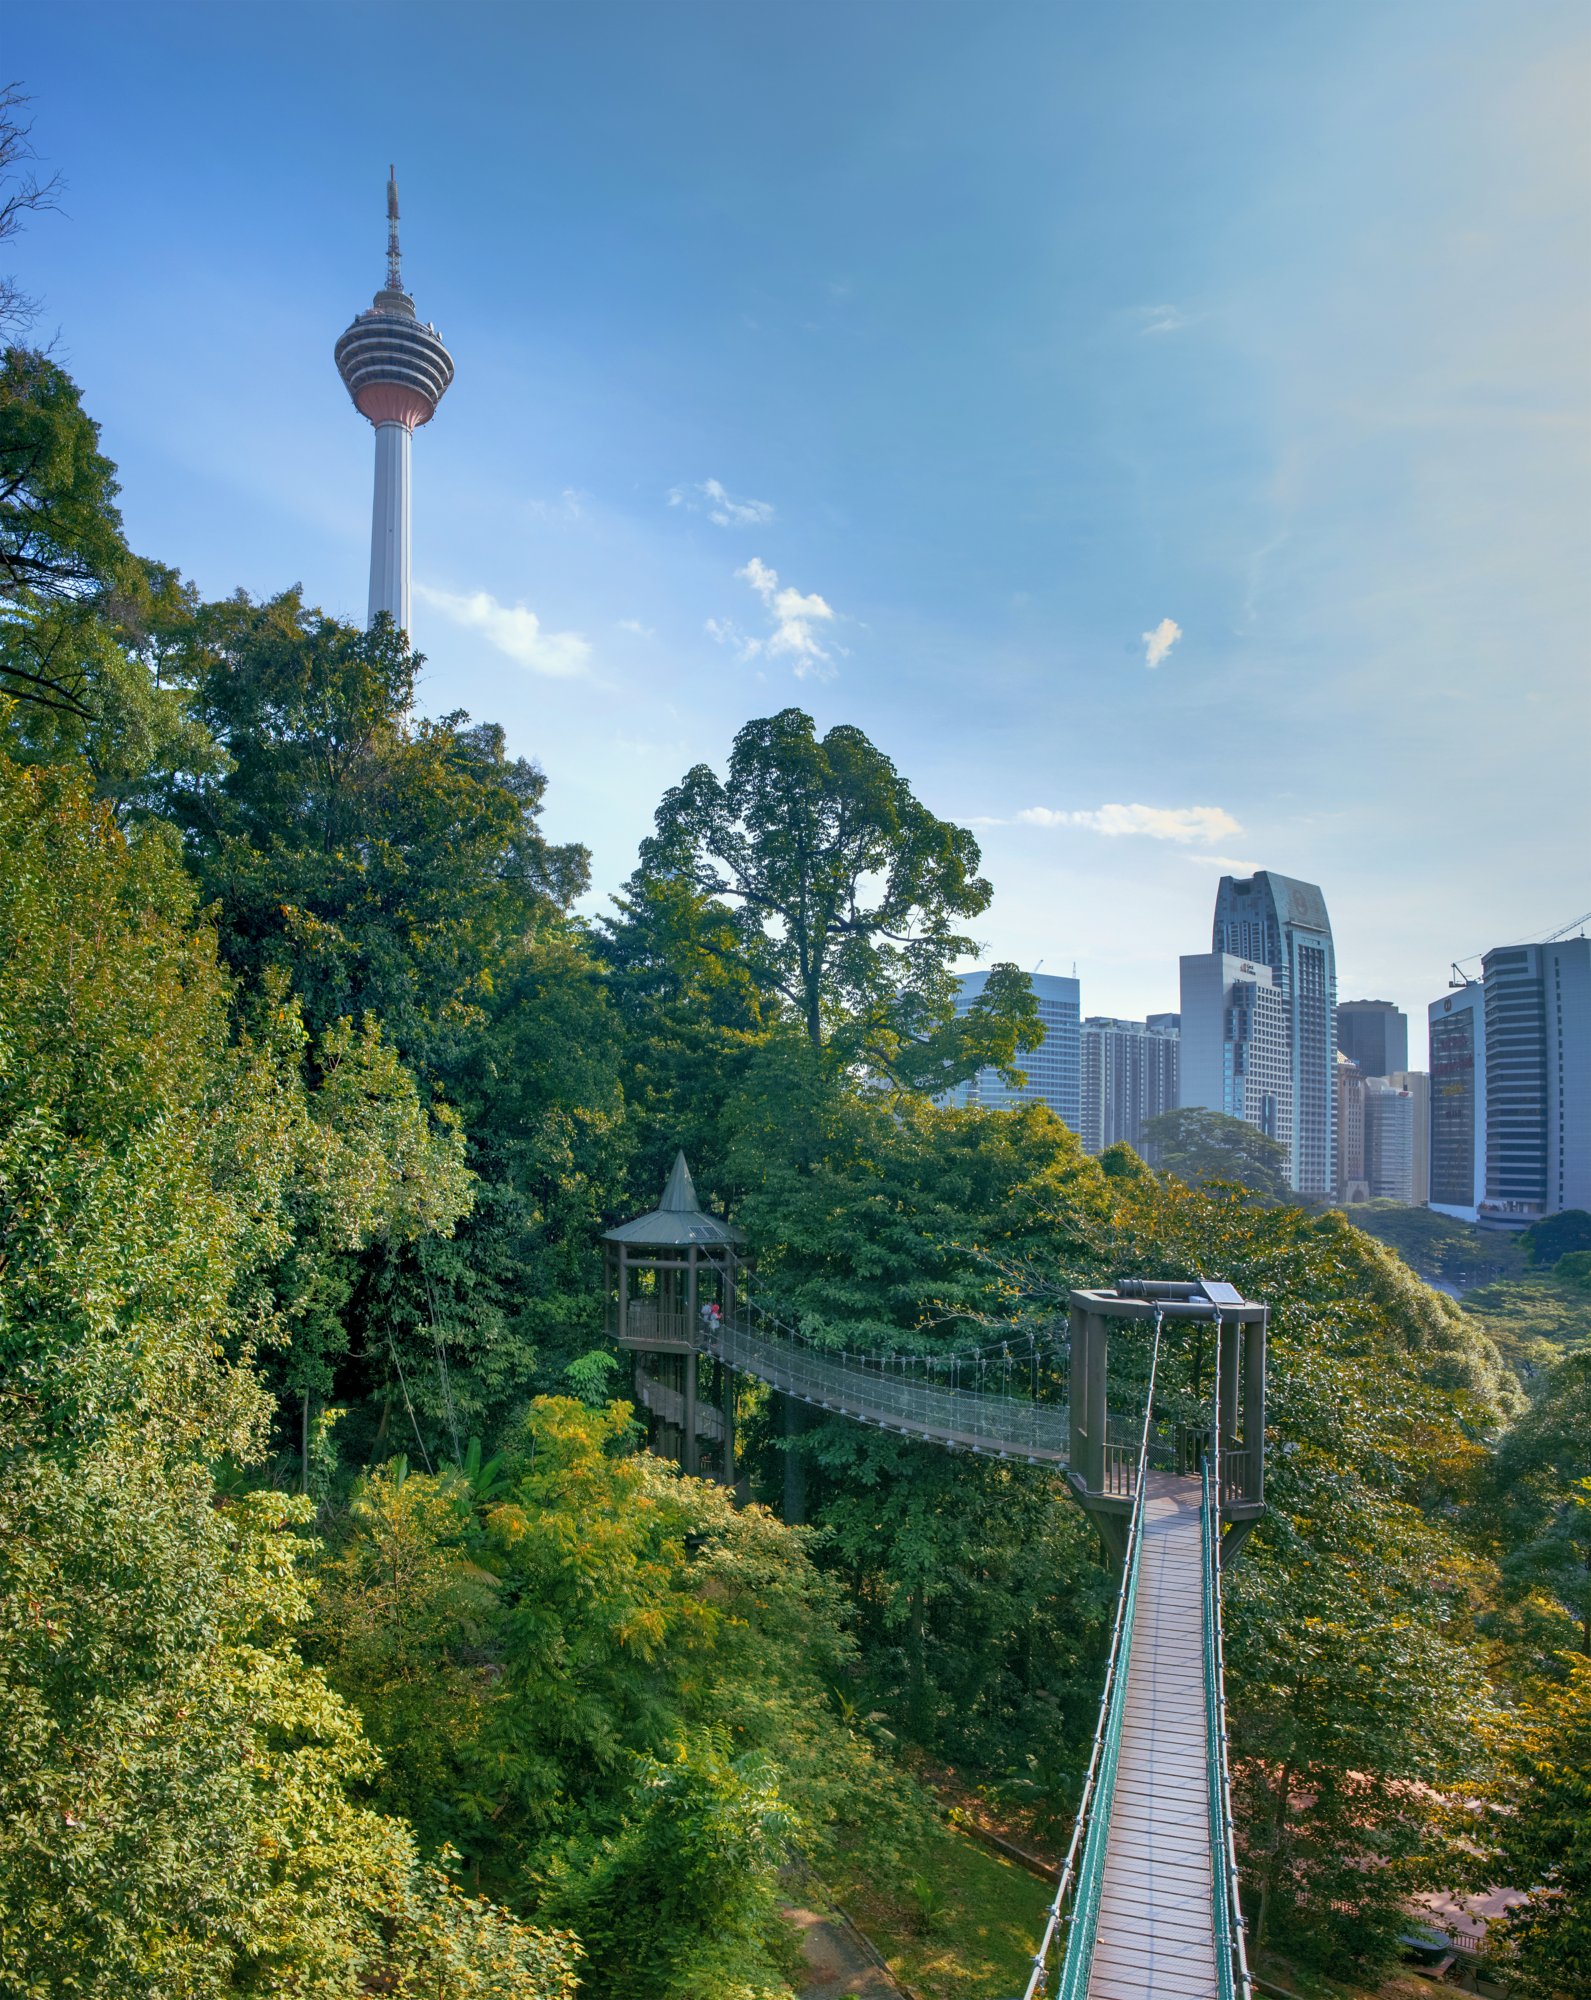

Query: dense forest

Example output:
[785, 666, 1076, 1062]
[1, 119, 1587, 2000]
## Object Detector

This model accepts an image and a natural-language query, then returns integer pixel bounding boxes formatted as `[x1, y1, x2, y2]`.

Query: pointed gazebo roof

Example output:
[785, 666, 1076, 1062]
[603, 1151, 745, 1248]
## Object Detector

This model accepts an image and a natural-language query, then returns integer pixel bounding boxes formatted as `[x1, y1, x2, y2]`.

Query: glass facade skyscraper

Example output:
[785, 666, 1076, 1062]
[1429, 982, 1487, 1219]
[1211, 872, 1337, 1196]
[1079, 1016, 1180, 1155]
[1336, 1000, 1409, 1079]
[943, 969, 1081, 1130]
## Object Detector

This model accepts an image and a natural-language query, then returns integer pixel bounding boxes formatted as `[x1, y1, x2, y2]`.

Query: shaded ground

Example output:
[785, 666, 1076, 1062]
[787, 1901, 908, 1999]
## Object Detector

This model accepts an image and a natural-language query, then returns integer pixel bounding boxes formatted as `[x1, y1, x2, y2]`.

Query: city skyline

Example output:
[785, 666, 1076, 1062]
[10, 2, 1589, 1057]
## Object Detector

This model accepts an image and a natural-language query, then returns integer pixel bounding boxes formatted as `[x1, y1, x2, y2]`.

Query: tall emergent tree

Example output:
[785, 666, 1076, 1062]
[632, 706, 1039, 1093]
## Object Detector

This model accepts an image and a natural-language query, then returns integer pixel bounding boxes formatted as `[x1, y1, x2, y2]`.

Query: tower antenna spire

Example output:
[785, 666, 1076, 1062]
[385, 166, 402, 293]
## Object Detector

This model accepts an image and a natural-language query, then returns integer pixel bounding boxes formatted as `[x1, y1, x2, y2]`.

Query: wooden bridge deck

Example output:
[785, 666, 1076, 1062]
[1087, 1471, 1220, 2000]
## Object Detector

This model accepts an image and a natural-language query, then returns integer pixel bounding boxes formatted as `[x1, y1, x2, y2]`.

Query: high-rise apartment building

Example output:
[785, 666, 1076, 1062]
[1337, 1000, 1409, 1080]
[1388, 1071, 1431, 1204]
[1478, 939, 1591, 1228]
[1211, 873, 1337, 1195]
[1429, 982, 1486, 1220]
[1335, 1053, 1369, 1203]
[1079, 1016, 1180, 1155]
[1364, 1077, 1415, 1203]
[1179, 953, 1293, 1156]
[943, 969, 1081, 1129]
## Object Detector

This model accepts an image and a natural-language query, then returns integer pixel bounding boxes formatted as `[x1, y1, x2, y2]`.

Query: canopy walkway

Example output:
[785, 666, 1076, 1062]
[704, 1314, 1071, 1464]
[605, 1159, 1260, 2000]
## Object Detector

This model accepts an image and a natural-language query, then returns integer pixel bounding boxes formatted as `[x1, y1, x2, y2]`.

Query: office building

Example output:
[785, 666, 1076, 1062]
[1079, 1016, 1180, 1155]
[1478, 938, 1591, 1228]
[335, 171, 455, 632]
[1211, 873, 1337, 1196]
[1335, 1053, 1369, 1203]
[1364, 1077, 1416, 1204]
[1429, 982, 1487, 1221]
[1337, 1000, 1409, 1081]
[1179, 953, 1293, 1156]
[1388, 1071, 1431, 1204]
[943, 969, 1081, 1129]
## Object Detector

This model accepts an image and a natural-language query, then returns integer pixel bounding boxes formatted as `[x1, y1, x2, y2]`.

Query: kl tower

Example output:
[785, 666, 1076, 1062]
[334, 170, 454, 633]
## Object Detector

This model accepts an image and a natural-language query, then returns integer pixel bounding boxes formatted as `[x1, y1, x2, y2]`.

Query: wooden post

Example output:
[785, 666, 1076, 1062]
[1243, 1312, 1267, 1506]
[782, 1395, 806, 1524]
[720, 1361, 735, 1487]
[1083, 1308, 1109, 1494]
[617, 1243, 628, 1342]
[683, 1348, 698, 1477]
[1219, 1314, 1241, 1465]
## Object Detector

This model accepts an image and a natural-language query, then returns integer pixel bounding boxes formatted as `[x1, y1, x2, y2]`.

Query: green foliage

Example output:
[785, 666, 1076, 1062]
[1481, 1348, 1591, 1660]
[1523, 1208, 1591, 1267]
[169, 589, 588, 1054]
[1343, 1201, 1526, 1287]
[1485, 1656, 1591, 1998]
[312, 1397, 927, 1971]
[1140, 1104, 1291, 1201]
[540, 1740, 791, 2000]
[0, 349, 216, 803]
[635, 705, 1038, 1089]
[0, 748, 571, 1996]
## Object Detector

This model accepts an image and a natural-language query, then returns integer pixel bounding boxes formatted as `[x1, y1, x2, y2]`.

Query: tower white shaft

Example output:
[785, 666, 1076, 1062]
[335, 170, 454, 639]
[368, 420, 412, 632]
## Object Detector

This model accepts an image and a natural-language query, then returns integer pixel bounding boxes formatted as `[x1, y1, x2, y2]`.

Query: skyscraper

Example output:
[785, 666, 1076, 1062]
[943, 969, 1081, 1128]
[1335, 1052, 1369, 1203]
[335, 171, 455, 633]
[1178, 953, 1293, 1156]
[1387, 1070, 1431, 1204]
[1079, 1017, 1180, 1155]
[1363, 1078, 1415, 1203]
[1429, 981, 1486, 1220]
[1478, 938, 1591, 1227]
[1337, 1000, 1409, 1079]
[1211, 873, 1337, 1196]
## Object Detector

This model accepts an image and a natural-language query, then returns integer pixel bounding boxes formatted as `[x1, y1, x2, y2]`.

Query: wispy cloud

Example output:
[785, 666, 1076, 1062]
[616, 617, 655, 638]
[417, 585, 591, 678]
[668, 477, 776, 528]
[707, 556, 839, 679]
[1016, 803, 1242, 844]
[1142, 617, 1183, 669]
[1134, 303, 1200, 336]
[1186, 854, 1265, 872]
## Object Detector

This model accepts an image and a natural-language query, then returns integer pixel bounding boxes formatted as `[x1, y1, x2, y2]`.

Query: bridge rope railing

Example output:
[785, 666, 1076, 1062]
[705, 1299, 1071, 1462]
[1203, 1321, 1253, 2000]
[1021, 1308, 1166, 2000]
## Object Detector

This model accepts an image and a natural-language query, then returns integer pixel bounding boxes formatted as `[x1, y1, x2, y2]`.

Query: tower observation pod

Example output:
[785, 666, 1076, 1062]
[334, 169, 454, 634]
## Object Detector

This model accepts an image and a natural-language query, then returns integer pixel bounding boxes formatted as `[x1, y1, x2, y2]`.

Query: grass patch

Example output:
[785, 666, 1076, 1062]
[828, 1823, 1051, 1999]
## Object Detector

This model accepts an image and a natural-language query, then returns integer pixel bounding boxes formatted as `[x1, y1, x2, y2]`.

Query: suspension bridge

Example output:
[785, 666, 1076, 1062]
[605, 1156, 1264, 2000]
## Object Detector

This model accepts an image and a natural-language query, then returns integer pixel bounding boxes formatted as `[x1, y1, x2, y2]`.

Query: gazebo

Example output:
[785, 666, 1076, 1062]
[603, 1152, 745, 1480]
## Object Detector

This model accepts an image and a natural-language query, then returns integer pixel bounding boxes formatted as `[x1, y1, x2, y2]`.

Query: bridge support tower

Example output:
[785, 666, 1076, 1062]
[605, 1152, 745, 1487]
[1067, 1278, 1267, 1564]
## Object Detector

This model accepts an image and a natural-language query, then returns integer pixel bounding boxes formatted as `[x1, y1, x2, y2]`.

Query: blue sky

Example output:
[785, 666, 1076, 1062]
[12, 0, 1590, 1059]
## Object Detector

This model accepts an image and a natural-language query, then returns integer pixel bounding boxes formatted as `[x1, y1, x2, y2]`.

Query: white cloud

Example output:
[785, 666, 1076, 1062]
[1016, 803, 1242, 844]
[616, 618, 655, 638]
[732, 556, 838, 679]
[1134, 304, 1199, 336]
[416, 585, 591, 678]
[668, 477, 776, 528]
[1186, 854, 1266, 872]
[1142, 616, 1183, 668]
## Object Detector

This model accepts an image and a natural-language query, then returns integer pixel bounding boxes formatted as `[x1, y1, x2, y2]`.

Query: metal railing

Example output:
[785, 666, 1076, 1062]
[1203, 1323, 1253, 2000]
[703, 1309, 1072, 1464]
[1022, 1310, 1165, 2000]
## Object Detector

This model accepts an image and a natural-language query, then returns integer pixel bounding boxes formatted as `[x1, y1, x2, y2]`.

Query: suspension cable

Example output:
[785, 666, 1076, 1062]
[1204, 1316, 1253, 2000]
[1022, 1307, 1164, 2000]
